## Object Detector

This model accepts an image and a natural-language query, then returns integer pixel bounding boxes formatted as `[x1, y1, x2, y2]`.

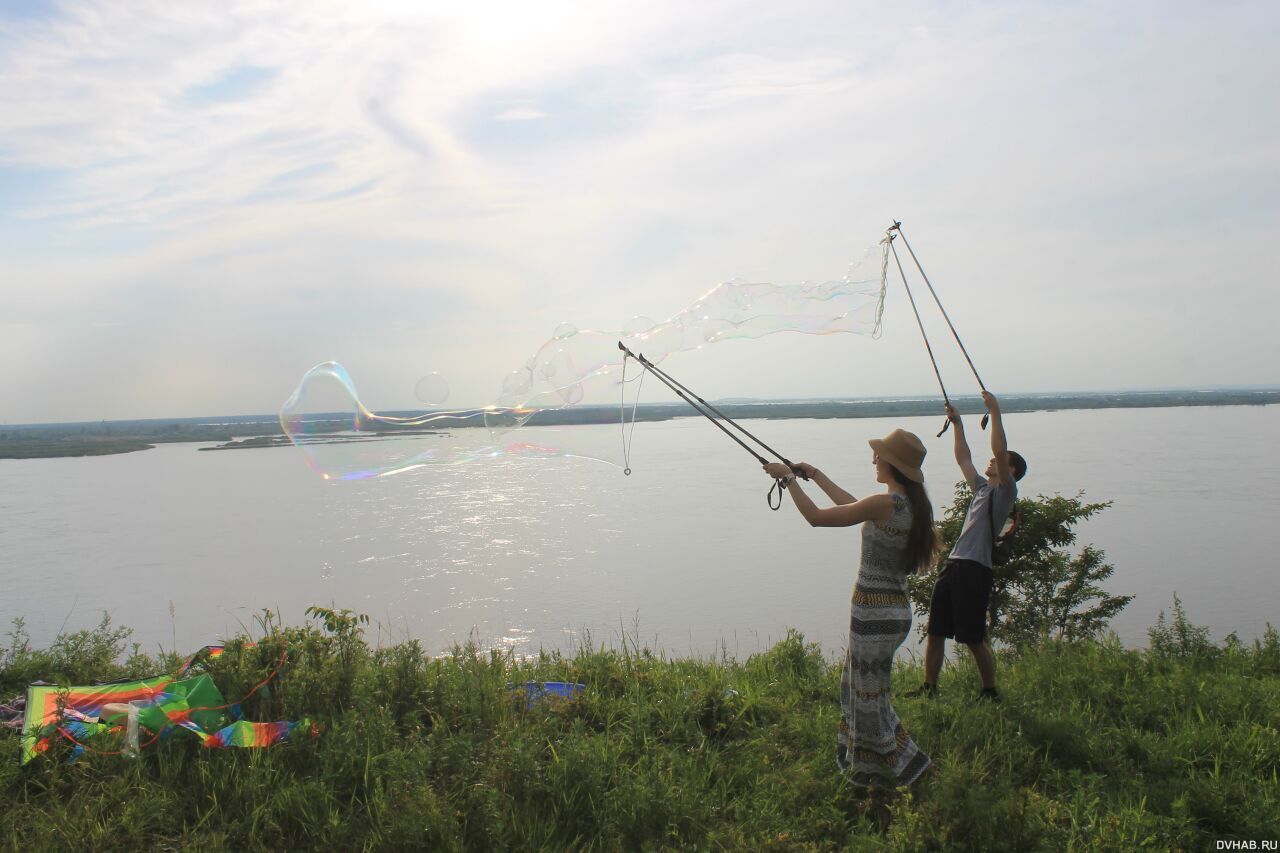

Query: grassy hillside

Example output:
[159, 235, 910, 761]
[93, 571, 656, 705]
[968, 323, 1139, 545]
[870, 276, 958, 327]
[2, 607, 1277, 850]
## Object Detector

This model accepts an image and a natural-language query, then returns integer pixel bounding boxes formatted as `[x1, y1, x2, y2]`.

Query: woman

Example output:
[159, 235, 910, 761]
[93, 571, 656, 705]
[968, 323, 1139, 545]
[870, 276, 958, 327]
[763, 428, 935, 790]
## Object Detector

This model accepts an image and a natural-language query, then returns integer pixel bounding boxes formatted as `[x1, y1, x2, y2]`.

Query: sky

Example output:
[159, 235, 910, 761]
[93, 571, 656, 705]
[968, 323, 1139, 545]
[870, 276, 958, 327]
[1, 0, 1277, 423]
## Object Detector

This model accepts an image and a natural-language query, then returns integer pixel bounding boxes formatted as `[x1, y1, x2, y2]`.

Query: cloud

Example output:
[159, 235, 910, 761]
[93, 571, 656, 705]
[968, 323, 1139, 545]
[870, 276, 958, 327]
[0, 0, 1278, 421]
[493, 103, 548, 122]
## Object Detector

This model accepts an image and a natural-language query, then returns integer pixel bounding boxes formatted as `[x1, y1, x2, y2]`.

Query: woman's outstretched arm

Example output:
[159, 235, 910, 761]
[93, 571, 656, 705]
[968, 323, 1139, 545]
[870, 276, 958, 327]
[794, 462, 856, 505]
[763, 463, 894, 527]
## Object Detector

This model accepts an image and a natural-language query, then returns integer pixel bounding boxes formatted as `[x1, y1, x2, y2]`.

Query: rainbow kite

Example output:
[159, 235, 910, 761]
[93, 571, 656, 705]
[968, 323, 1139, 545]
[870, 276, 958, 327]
[19, 644, 309, 764]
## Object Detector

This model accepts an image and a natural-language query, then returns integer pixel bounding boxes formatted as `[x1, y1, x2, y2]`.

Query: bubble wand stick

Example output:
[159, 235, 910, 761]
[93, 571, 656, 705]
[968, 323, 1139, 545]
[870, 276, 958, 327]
[888, 220, 991, 430]
[617, 342, 803, 509]
[884, 230, 954, 438]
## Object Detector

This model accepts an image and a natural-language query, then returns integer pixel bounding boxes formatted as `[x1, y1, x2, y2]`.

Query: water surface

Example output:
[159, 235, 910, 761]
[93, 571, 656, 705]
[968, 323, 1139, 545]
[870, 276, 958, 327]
[1, 405, 1274, 658]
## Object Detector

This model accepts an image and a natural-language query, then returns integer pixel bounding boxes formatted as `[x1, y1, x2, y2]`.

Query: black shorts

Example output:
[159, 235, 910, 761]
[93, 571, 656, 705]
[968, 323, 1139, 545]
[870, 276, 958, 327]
[926, 559, 993, 645]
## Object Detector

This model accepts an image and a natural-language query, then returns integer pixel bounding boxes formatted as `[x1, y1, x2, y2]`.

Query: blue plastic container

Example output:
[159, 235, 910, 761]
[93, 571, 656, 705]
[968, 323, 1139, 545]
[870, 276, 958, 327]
[516, 681, 585, 708]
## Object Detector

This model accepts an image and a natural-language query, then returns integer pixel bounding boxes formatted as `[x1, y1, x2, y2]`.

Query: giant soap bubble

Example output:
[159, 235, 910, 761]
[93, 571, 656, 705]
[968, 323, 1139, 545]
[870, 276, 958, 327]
[280, 244, 888, 479]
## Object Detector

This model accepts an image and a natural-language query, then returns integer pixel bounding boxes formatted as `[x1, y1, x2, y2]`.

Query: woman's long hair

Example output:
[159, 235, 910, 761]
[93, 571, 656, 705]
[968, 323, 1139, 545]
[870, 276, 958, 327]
[889, 466, 937, 574]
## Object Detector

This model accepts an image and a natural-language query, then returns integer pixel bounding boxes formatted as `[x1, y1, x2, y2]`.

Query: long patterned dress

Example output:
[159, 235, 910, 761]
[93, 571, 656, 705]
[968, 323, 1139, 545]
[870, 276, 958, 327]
[836, 492, 931, 788]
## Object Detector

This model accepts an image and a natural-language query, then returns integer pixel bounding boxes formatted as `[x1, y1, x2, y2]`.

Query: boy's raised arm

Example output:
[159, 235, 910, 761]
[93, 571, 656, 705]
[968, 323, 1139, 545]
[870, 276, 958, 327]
[946, 403, 979, 485]
[984, 391, 1012, 484]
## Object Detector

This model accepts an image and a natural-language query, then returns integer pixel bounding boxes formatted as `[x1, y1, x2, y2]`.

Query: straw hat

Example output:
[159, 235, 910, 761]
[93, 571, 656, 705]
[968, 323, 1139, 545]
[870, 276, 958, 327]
[868, 429, 926, 483]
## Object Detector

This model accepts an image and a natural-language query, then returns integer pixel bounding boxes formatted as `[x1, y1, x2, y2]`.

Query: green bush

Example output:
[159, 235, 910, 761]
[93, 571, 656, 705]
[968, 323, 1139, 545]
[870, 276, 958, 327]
[909, 483, 1134, 647]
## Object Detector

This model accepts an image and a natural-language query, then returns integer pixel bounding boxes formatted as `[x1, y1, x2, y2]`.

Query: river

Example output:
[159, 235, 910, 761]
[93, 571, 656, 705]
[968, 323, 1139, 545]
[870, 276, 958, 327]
[1, 405, 1275, 658]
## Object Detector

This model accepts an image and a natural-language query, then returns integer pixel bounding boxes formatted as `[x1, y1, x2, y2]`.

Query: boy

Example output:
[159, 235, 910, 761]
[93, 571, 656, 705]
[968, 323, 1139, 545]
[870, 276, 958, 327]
[915, 391, 1026, 701]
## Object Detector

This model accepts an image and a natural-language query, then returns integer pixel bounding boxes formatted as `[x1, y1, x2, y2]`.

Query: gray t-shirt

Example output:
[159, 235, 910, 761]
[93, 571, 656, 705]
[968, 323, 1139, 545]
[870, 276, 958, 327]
[948, 473, 1018, 568]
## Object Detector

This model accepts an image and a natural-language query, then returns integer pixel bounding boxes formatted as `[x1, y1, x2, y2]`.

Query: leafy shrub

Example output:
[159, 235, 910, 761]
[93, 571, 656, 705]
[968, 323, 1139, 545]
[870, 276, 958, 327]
[909, 484, 1133, 647]
[1148, 594, 1215, 659]
[0, 613, 148, 694]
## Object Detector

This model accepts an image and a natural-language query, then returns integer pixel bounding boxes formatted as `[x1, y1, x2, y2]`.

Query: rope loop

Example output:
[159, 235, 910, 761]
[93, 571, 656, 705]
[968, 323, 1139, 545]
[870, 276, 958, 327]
[767, 477, 787, 510]
[619, 351, 645, 475]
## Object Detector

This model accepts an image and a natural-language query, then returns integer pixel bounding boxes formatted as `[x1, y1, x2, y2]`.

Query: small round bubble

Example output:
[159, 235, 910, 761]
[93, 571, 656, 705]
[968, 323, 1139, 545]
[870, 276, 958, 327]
[623, 315, 657, 337]
[414, 372, 450, 405]
[701, 318, 733, 343]
[559, 382, 585, 405]
[502, 368, 532, 396]
[553, 322, 578, 340]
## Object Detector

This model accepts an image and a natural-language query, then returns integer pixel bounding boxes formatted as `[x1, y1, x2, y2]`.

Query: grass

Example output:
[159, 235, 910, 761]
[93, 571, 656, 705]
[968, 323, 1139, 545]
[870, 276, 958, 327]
[1, 604, 1277, 851]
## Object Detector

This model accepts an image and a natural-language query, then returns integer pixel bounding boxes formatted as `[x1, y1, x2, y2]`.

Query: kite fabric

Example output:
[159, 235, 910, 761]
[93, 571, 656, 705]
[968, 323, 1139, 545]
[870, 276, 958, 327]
[200, 719, 305, 749]
[19, 644, 310, 764]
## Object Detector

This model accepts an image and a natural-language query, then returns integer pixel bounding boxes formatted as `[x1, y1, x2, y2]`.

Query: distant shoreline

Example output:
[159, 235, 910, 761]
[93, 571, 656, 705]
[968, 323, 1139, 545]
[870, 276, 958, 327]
[2, 388, 1276, 459]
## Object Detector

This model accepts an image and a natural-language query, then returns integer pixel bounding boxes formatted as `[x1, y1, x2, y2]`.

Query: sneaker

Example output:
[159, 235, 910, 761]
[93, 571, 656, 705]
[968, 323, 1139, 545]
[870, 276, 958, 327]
[904, 683, 938, 699]
[977, 687, 1002, 703]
